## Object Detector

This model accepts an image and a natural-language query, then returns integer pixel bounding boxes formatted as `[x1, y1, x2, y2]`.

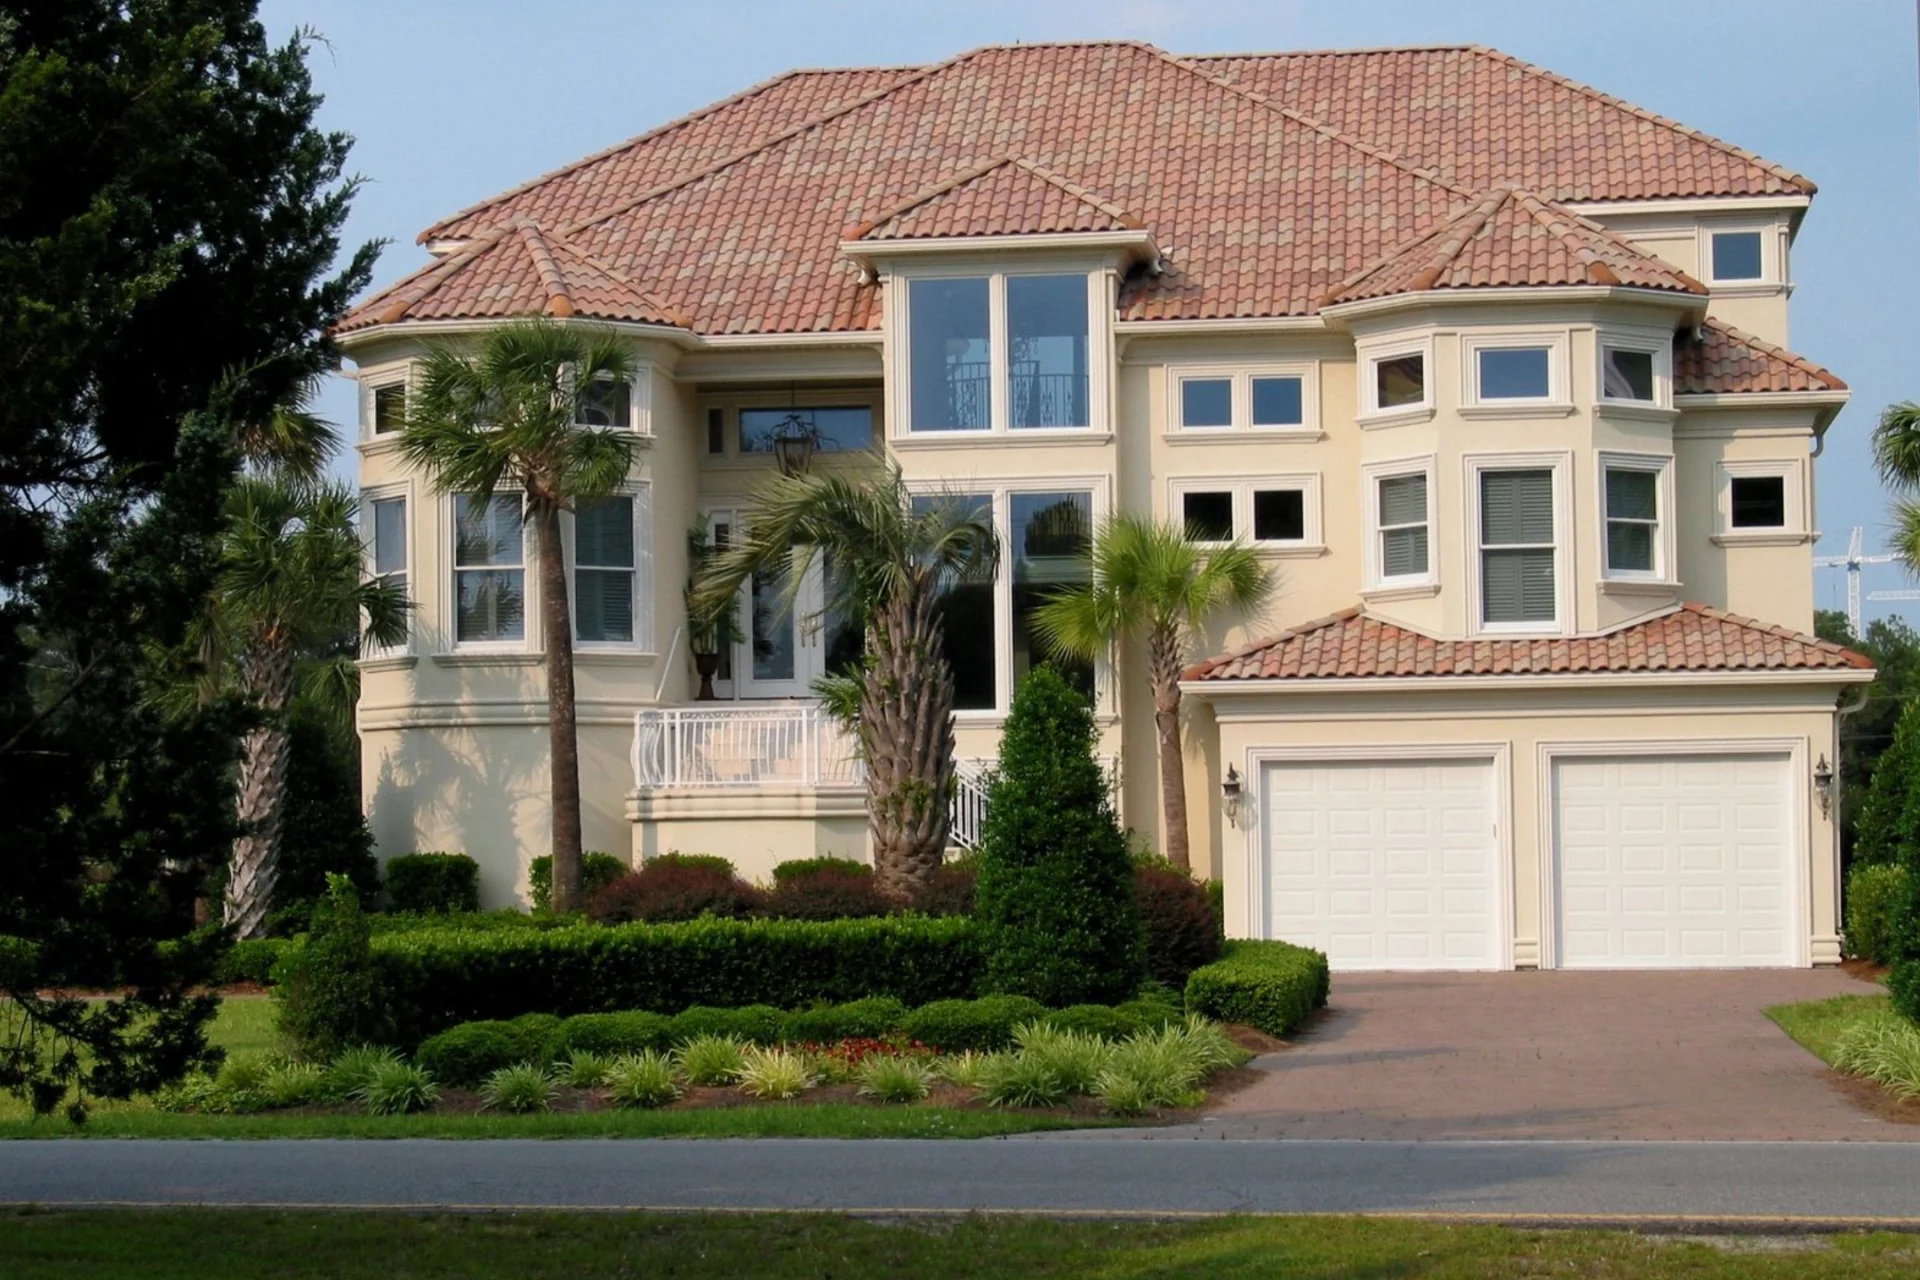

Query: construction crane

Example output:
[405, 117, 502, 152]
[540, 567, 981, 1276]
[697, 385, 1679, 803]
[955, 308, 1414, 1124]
[1814, 527, 1899, 637]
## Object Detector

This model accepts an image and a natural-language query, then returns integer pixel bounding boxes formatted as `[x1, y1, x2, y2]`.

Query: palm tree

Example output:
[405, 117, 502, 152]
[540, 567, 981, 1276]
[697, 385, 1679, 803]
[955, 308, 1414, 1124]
[398, 319, 641, 913]
[1034, 515, 1271, 873]
[1874, 402, 1920, 568]
[214, 478, 408, 938]
[693, 466, 997, 899]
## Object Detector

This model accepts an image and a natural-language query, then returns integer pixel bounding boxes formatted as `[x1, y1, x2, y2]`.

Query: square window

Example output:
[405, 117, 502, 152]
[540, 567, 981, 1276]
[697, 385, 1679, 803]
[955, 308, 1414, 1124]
[1711, 230, 1764, 282]
[1604, 468, 1659, 574]
[372, 383, 406, 434]
[1252, 488, 1305, 542]
[1602, 348, 1656, 402]
[1478, 347, 1552, 400]
[575, 378, 631, 429]
[1375, 354, 1425, 409]
[1251, 376, 1304, 427]
[1180, 378, 1232, 428]
[1181, 491, 1235, 542]
[1730, 475, 1787, 528]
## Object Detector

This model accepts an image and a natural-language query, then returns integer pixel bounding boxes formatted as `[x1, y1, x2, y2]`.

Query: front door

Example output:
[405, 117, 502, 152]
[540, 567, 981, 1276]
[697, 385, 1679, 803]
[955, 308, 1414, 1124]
[740, 555, 824, 699]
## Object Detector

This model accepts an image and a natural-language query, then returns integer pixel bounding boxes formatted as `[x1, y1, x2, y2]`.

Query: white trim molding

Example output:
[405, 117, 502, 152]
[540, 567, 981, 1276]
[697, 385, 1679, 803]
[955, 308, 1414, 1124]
[1714, 456, 1808, 544]
[1458, 328, 1572, 414]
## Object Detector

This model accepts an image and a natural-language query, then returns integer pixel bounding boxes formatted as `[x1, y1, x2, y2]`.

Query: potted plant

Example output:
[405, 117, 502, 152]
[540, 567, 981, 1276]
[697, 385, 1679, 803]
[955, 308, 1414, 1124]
[686, 518, 742, 700]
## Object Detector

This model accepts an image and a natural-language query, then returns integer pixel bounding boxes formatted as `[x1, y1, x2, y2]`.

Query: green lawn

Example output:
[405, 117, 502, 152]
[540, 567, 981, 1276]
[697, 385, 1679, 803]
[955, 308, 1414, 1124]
[3, 1210, 1918, 1278]
[1765, 994, 1892, 1065]
[0, 998, 1112, 1139]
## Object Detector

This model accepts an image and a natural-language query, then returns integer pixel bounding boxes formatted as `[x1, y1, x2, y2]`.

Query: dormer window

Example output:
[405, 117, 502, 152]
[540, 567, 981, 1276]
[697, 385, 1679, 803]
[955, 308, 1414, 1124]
[902, 271, 1096, 434]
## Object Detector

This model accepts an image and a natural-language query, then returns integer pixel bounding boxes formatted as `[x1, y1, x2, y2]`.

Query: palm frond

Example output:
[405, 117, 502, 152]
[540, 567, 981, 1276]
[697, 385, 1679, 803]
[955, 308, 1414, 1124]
[1876, 402, 1920, 491]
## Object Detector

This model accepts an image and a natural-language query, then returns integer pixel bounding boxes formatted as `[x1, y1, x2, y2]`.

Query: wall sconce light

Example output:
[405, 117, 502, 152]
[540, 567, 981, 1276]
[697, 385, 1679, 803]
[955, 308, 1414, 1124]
[1221, 764, 1243, 825]
[1813, 754, 1835, 819]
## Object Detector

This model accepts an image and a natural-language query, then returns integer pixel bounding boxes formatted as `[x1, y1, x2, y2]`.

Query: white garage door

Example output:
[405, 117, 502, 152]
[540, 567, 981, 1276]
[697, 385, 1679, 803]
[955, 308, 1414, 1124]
[1261, 758, 1500, 971]
[1552, 754, 1795, 968]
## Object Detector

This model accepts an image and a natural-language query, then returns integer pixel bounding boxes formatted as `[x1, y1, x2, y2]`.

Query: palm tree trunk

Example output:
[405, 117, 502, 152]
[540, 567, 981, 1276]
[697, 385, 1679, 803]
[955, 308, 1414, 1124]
[861, 580, 954, 900]
[1148, 626, 1191, 872]
[225, 631, 296, 939]
[536, 499, 585, 913]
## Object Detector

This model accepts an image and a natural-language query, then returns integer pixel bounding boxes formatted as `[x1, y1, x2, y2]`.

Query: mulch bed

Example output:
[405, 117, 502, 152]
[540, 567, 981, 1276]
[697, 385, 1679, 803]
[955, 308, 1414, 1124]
[1824, 1068, 1920, 1126]
[1840, 958, 1890, 984]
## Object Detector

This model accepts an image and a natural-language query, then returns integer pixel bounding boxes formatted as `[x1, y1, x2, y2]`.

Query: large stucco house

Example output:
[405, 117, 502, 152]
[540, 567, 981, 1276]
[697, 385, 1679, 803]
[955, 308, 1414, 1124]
[339, 41, 1872, 971]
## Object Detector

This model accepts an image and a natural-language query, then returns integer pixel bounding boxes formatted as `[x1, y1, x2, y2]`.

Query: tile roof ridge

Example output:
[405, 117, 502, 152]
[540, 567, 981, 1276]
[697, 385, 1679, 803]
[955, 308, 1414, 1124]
[515, 222, 576, 318]
[1320, 187, 1508, 304]
[416, 65, 924, 245]
[1183, 43, 1478, 60]
[1677, 600, 1873, 666]
[1006, 157, 1146, 230]
[1503, 187, 1707, 292]
[1690, 317, 1848, 391]
[1467, 46, 1816, 197]
[558, 53, 974, 239]
[543, 233, 695, 329]
[844, 155, 1143, 240]
[361, 223, 517, 327]
[1145, 45, 1473, 199]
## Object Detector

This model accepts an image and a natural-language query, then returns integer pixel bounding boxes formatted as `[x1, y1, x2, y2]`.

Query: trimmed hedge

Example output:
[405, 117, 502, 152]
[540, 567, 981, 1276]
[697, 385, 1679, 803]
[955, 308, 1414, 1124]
[781, 997, 908, 1045]
[528, 852, 630, 913]
[1847, 863, 1911, 965]
[215, 938, 290, 986]
[1183, 940, 1329, 1038]
[370, 915, 982, 1044]
[414, 1012, 562, 1085]
[900, 995, 1046, 1052]
[771, 857, 868, 883]
[668, 1004, 786, 1045]
[384, 853, 481, 915]
[546, 1011, 674, 1059]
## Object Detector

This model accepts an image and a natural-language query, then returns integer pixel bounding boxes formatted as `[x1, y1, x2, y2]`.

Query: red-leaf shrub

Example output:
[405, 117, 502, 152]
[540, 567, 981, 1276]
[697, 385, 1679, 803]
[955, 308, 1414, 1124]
[1133, 862, 1223, 987]
[586, 860, 764, 924]
[912, 862, 978, 917]
[764, 864, 892, 920]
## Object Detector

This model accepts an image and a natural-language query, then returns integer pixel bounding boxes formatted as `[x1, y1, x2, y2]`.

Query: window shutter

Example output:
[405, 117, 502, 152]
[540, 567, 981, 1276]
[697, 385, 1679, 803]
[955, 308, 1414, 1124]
[1605, 469, 1656, 521]
[1480, 470, 1552, 546]
[1379, 474, 1426, 526]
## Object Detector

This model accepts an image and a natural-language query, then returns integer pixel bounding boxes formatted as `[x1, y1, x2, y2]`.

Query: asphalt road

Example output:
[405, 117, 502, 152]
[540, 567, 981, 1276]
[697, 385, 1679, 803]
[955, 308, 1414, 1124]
[7, 1137, 1920, 1226]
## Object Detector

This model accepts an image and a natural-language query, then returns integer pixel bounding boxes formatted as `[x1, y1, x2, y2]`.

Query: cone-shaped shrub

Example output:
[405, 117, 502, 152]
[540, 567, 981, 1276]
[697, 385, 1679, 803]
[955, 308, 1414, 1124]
[974, 666, 1143, 1005]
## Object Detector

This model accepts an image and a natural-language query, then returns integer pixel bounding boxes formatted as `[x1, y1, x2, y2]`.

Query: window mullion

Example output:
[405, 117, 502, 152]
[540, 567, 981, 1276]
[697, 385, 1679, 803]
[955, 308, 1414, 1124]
[989, 274, 1009, 433]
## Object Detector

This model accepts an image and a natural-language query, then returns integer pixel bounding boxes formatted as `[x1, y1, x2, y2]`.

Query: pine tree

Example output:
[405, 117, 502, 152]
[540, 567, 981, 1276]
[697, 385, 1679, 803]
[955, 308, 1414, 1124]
[973, 666, 1143, 1005]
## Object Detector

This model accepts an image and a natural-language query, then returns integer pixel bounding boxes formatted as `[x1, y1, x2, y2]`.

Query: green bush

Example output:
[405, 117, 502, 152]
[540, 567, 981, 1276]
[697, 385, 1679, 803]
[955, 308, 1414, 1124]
[215, 937, 290, 986]
[545, 1012, 674, 1059]
[415, 1022, 523, 1088]
[528, 852, 629, 913]
[780, 997, 908, 1045]
[384, 853, 481, 914]
[1115, 997, 1183, 1031]
[479, 1062, 557, 1114]
[370, 915, 980, 1045]
[1133, 862, 1223, 988]
[1847, 864, 1911, 965]
[1040, 1003, 1145, 1041]
[669, 1004, 785, 1046]
[650, 853, 737, 876]
[368, 911, 561, 935]
[1882, 702, 1920, 1019]
[273, 874, 391, 1058]
[974, 668, 1143, 1005]
[771, 857, 869, 883]
[605, 1050, 680, 1108]
[1183, 940, 1330, 1038]
[901, 995, 1047, 1052]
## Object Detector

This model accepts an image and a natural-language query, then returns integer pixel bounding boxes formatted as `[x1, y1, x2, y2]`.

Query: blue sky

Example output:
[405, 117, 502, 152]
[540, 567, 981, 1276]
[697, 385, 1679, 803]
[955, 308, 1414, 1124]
[266, 0, 1920, 625]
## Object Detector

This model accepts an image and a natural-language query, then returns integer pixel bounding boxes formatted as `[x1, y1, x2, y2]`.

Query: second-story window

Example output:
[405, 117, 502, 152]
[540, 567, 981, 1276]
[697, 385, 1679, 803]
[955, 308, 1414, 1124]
[1602, 347, 1656, 402]
[1710, 230, 1765, 282]
[454, 493, 525, 644]
[1377, 473, 1430, 580]
[573, 496, 636, 644]
[1171, 365, 1312, 433]
[905, 272, 1093, 433]
[366, 493, 409, 655]
[739, 406, 874, 455]
[371, 382, 407, 435]
[574, 377, 632, 430]
[1477, 347, 1551, 400]
[1603, 466, 1660, 577]
[1478, 469, 1557, 627]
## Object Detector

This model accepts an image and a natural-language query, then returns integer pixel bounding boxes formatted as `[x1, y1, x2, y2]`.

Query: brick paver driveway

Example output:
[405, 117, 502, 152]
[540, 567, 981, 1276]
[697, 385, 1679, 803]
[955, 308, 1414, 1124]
[1195, 969, 1911, 1141]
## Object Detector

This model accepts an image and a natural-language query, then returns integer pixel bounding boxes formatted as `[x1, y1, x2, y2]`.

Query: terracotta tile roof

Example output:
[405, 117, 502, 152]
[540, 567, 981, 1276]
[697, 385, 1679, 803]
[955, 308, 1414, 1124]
[1195, 45, 1814, 201]
[1185, 603, 1872, 683]
[1325, 186, 1706, 305]
[337, 221, 688, 334]
[342, 41, 1816, 338]
[847, 156, 1143, 241]
[1674, 317, 1848, 395]
[420, 66, 927, 244]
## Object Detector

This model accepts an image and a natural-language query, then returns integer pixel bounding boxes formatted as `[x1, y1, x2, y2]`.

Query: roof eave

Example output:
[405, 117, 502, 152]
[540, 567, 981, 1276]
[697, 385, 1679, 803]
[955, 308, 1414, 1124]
[334, 315, 700, 352]
[1182, 666, 1876, 699]
[1319, 284, 1708, 325]
[839, 228, 1159, 278]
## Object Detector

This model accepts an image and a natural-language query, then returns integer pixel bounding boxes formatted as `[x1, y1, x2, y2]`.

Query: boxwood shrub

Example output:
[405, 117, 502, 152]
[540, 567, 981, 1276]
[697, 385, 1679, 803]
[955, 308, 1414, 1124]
[900, 994, 1046, 1052]
[384, 853, 481, 915]
[1846, 863, 1911, 965]
[415, 1021, 523, 1087]
[780, 996, 908, 1045]
[528, 852, 630, 914]
[545, 1011, 675, 1059]
[1183, 940, 1330, 1038]
[668, 1004, 785, 1045]
[371, 915, 981, 1045]
[1039, 1003, 1150, 1041]
[214, 937, 290, 986]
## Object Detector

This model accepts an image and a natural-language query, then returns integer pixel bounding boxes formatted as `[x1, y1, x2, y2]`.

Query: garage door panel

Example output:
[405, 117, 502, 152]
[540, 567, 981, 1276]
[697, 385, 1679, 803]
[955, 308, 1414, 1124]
[1262, 758, 1499, 971]
[1553, 753, 1794, 969]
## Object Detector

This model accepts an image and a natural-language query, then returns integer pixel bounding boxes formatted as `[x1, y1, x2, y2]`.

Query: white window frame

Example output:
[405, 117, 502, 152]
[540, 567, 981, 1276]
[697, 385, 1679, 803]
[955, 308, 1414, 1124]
[1714, 458, 1807, 545]
[1464, 451, 1575, 637]
[566, 483, 655, 653]
[360, 364, 412, 442]
[904, 475, 1113, 721]
[891, 267, 1110, 439]
[1167, 474, 1323, 555]
[1596, 451, 1676, 584]
[1459, 330, 1573, 416]
[1700, 221, 1776, 288]
[361, 482, 412, 659]
[570, 364, 653, 436]
[1357, 334, 1435, 424]
[1361, 455, 1438, 595]
[445, 490, 533, 653]
[1596, 330, 1673, 411]
[1165, 362, 1320, 438]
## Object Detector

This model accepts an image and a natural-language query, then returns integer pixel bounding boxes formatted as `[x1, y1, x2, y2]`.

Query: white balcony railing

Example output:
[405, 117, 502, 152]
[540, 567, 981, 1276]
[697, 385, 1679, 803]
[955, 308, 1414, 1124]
[631, 704, 862, 789]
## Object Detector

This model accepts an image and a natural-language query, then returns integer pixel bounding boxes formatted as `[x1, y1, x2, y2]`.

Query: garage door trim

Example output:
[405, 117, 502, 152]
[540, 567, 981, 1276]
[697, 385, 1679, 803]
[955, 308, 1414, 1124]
[1244, 741, 1514, 969]
[1536, 737, 1809, 970]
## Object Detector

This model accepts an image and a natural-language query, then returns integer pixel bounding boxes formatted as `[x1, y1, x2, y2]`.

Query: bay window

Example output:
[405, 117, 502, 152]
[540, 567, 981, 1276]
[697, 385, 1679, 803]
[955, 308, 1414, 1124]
[573, 496, 637, 645]
[366, 493, 409, 655]
[454, 494, 525, 644]
[1478, 468, 1558, 627]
